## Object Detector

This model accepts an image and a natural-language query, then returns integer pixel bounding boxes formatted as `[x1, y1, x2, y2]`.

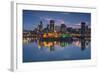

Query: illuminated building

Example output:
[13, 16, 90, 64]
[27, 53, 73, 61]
[60, 24, 67, 33]
[55, 25, 60, 32]
[81, 22, 86, 50]
[81, 22, 85, 36]
[49, 20, 55, 32]
[38, 21, 43, 32]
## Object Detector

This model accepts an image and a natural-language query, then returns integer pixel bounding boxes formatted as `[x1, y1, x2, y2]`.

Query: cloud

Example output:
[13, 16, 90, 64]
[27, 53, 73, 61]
[44, 17, 53, 21]
[39, 16, 66, 25]
[56, 19, 65, 24]
[75, 23, 81, 26]
[39, 16, 53, 21]
[39, 16, 90, 28]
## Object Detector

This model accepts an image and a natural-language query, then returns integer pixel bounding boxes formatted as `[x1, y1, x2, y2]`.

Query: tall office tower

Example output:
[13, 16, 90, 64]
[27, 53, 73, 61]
[60, 24, 67, 33]
[50, 20, 55, 32]
[81, 22, 86, 36]
[38, 21, 43, 32]
[81, 22, 86, 50]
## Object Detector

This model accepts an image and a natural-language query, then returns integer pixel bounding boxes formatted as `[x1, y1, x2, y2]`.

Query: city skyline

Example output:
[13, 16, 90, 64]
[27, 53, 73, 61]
[23, 10, 91, 62]
[23, 10, 91, 30]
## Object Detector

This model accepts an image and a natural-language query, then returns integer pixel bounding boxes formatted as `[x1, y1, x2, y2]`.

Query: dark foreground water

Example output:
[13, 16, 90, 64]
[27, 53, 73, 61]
[23, 40, 91, 62]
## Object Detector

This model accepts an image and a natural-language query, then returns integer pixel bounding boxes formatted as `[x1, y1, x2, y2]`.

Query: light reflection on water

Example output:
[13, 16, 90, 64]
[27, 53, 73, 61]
[23, 39, 91, 62]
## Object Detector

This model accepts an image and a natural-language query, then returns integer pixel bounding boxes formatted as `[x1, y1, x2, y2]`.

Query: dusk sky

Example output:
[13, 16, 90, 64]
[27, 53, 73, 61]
[23, 10, 91, 30]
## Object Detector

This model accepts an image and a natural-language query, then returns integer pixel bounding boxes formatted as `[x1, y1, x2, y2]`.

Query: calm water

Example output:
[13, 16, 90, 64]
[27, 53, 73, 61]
[23, 40, 91, 62]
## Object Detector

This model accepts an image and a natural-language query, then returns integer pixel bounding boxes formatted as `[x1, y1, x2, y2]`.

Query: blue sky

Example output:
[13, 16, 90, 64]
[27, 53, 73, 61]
[23, 10, 91, 30]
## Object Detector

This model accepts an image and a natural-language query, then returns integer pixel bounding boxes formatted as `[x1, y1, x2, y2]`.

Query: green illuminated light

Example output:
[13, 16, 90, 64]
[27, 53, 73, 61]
[61, 34, 71, 38]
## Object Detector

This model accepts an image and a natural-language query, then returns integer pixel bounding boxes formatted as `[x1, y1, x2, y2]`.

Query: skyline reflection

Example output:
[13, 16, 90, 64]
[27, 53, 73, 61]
[23, 38, 90, 52]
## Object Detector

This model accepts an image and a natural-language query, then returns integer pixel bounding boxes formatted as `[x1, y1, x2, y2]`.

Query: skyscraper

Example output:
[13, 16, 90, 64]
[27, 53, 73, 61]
[49, 20, 55, 32]
[55, 25, 60, 32]
[81, 22, 86, 50]
[38, 21, 43, 32]
[60, 24, 67, 33]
